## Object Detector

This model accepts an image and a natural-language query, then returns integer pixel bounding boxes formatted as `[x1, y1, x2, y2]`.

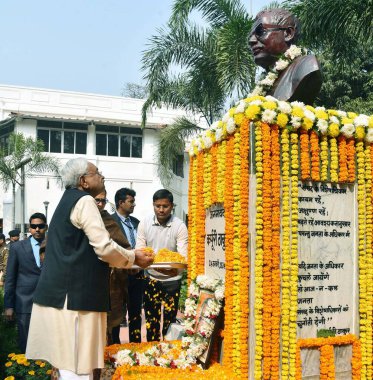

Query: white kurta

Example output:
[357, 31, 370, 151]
[26, 195, 135, 374]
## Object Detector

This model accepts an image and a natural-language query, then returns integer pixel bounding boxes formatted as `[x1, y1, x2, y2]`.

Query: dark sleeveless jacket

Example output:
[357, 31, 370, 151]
[33, 188, 110, 312]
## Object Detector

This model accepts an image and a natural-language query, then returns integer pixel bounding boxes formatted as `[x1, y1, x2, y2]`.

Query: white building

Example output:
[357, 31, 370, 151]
[0, 84, 202, 235]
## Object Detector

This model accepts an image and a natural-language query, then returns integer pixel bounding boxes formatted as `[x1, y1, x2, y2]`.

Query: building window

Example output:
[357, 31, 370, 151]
[172, 155, 184, 177]
[95, 125, 142, 158]
[37, 120, 88, 154]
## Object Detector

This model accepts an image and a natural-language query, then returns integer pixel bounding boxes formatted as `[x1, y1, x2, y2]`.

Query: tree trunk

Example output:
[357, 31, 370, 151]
[12, 183, 16, 229]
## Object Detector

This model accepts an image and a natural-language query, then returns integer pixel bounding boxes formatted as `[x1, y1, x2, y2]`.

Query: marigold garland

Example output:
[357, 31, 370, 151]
[238, 118, 250, 376]
[280, 128, 292, 378]
[300, 129, 311, 180]
[254, 122, 264, 380]
[347, 138, 356, 182]
[222, 134, 235, 373]
[329, 136, 339, 182]
[186, 97, 373, 379]
[320, 134, 329, 181]
[270, 124, 281, 378]
[289, 132, 300, 378]
[338, 135, 348, 182]
[261, 122, 273, 379]
[210, 144, 218, 204]
[310, 130, 320, 181]
[187, 156, 198, 282]
[356, 140, 368, 379]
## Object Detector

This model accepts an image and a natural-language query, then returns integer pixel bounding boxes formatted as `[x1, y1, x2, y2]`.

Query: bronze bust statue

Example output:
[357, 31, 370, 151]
[249, 8, 322, 105]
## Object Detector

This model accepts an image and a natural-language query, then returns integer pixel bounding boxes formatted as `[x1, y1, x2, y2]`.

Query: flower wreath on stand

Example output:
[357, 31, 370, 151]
[113, 275, 224, 370]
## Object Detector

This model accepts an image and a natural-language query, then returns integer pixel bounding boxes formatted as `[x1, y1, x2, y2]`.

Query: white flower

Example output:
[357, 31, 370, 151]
[222, 112, 231, 123]
[201, 132, 213, 149]
[260, 72, 277, 86]
[336, 110, 347, 117]
[251, 86, 264, 96]
[210, 121, 220, 131]
[198, 319, 214, 338]
[290, 116, 302, 129]
[340, 123, 355, 138]
[214, 285, 225, 301]
[184, 298, 198, 316]
[156, 357, 171, 367]
[226, 118, 236, 134]
[215, 127, 223, 142]
[274, 58, 289, 71]
[250, 100, 263, 106]
[304, 109, 316, 122]
[264, 95, 277, 102]
[261, 109, 277, 124]
[277, 101, 292, 114]
[115, 349, 136, 366]
[317, 119, 329, 134]
[354, 114, 369, 127]
[137, 353, 152, 366]
[290, 100, 305, 108]
[285, 44, 303, 60]
[235, 100, 246, 114]
[188, 282, 199, 297]
[366, 128, 373, 143]
[181, 336, 193, 348]
[329, 115, 340, 125]
[315, 106, 326, 112]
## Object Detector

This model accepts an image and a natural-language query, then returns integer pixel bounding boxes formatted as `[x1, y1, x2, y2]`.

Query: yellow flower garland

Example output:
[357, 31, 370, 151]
[254, 121, 264, 380]
[186, 98, 373, 379]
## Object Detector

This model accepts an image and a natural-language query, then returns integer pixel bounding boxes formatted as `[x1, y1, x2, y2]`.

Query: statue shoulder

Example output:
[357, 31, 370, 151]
[271, 54, 322, 105]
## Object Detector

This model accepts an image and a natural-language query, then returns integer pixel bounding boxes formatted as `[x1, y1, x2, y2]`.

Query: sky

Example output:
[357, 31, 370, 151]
[0, 0, 273, 97]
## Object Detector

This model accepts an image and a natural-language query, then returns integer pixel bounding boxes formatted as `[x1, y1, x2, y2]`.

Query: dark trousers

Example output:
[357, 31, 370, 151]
[127, 271, 145, 342]
[144, 278, 181, 342]
[16, 313, 31, 353]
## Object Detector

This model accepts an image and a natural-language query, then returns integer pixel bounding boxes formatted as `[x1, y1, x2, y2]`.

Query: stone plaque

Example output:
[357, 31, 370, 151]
[205, 204, 226, 280]
[297, 181, 358, 379]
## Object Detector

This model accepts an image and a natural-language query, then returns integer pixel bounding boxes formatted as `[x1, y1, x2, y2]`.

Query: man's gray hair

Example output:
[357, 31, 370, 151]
[60, 157, 89, 189]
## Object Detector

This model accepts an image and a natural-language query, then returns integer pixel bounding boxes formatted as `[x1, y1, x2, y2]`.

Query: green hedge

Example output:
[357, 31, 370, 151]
[0, 288, 19, 378]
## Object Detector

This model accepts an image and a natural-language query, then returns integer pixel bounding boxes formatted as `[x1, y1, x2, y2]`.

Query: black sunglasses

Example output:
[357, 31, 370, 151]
[251, 23, 288, 39]
[95, 198, 108, 204]
[30, 223, 46, 229]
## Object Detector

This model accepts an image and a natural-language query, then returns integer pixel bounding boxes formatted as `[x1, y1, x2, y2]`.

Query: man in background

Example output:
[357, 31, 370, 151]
[137, 189, 188, 342]
[0, 233, 9, 286]
[112, 187, 144, 342]
[4, 213, 47, 352]
[7, 229, 20, 246]
[95, 189, 130, 344]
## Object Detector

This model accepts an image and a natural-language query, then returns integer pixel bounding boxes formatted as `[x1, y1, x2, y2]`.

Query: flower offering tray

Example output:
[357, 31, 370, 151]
[132, 262, 187, 269]
[151, 262, 187, 269]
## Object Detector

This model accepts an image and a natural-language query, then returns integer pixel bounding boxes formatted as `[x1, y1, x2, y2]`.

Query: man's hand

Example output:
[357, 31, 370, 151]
[4, 308, 14, 321]
[134, 248, 154, 268]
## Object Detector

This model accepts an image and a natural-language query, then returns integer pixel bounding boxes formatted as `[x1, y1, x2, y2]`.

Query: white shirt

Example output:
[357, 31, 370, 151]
[136, 214, 188, 281]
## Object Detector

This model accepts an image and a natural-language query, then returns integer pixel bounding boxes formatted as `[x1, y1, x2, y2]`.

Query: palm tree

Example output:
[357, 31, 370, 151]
[285, 0, 372, 61]
[141, 0, 255, 184]
[0, 132, 60, 230]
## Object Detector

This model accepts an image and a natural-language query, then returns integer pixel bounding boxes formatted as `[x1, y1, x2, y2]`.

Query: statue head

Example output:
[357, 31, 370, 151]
[249, 8, 301, 70]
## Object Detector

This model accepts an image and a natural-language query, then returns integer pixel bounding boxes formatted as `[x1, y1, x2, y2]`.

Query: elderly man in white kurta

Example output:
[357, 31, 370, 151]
[26, 158, 154, 380]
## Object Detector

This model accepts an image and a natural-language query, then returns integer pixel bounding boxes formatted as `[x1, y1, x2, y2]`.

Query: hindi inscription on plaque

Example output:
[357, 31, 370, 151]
[205, 204, 226, 280]
[297, 182, 358, 378]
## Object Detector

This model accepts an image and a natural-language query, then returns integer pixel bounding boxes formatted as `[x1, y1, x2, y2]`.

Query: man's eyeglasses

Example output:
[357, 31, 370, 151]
[250, 23, 288, 39]
[83, 170, 103, 177]
[30, 223, 46, 229]
[95, 198, 108, 204]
